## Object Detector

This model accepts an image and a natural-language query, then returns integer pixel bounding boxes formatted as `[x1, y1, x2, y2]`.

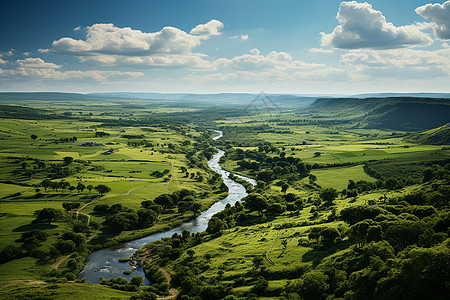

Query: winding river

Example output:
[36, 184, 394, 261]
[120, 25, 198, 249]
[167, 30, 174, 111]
[80, 130, 255, 284]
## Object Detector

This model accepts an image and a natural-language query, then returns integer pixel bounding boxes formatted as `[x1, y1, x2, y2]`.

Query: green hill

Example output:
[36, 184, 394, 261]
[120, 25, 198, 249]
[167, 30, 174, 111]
[406, 123, 450, 145]
[309, 97, 450, 131]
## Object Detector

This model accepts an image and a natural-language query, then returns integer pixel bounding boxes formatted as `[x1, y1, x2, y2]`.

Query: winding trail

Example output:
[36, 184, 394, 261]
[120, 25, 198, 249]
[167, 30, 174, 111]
[52, 254, 71, 269]
[265, 232, 280, 265]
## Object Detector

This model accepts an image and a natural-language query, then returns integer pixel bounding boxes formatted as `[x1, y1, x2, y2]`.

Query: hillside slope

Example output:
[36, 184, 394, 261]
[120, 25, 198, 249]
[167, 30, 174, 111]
[406, 123, 450, 145]
[309, 97, 450, 131]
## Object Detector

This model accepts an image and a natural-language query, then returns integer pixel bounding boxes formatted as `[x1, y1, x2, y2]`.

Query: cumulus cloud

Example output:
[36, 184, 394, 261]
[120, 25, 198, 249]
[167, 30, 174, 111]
[2, 57, 143, 81]
[321, 1, 432, 49]
[42, 21, 222, 68]
[190, 20, 223, 36]
[0, 58, 7, 64]
[16, 57, 61, 69]
[416, 1, 450, 39]
[214, 49, 324, 71]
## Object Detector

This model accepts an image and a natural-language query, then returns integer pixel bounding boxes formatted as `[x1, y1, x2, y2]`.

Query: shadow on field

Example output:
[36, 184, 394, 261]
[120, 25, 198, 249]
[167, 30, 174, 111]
[13, 223, 57, 232]
[301, 240, 352, 268]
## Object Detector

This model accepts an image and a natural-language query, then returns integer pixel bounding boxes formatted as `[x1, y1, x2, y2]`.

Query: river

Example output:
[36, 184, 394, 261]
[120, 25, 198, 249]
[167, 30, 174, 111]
[79, 130, 255, 284]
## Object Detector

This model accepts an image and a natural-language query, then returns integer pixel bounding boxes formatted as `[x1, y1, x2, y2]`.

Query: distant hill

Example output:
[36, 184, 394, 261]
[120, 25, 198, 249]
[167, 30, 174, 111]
[0, 104, 57, 119]
[351, 92, 450, 98]
[310, 97, 450, 131]
[0, 92, 100, 102]
[406, 123, 450, 145]
[89, 92, 316, 107]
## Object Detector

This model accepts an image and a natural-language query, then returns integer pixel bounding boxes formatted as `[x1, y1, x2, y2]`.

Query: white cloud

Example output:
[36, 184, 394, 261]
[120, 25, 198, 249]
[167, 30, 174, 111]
[0, 50, 14, 57]
[214, 49, 324, 71]
[23, 52, 32, 56]
[443, 42, 450, 48]
[3, 57, 143, 81]
[185, 49, 345, 85]
[74, 26, 82, 31]
[0, 58, 7, 64]
[321, 1, 432, 49]
[339, 48, 450, 77]
[190, 20, 223, 36]
[416, 1, 450, 39]
[79, 53, 211, 69]
[231, 34, 248, 40]
[42, 21, 223, 68]
[16, 57, 61, 69]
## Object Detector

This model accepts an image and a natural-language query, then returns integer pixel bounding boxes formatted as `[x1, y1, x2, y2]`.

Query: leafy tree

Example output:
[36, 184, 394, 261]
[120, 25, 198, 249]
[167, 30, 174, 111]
[94, 184, 111, 195]
[76, 183, 86, 193]
[349, 221, 370, 248]
[281, 183, 289, 194]
[63, 156, 74, 165]
[41, 179, 52, 192]
[35, 208, 58, 224]
[319, 227, 341, 247]
[300, 271, 329, 300]
[130, 276, 144, 287]
[251, 276, 268, 295]
[87, 185, 93, 194]
[244, 193, 268, 214]
[252, 255, 264, 269]
[154, 194, 175, 207]
[320, 188, 338, 204]
[30, 134, 38, 140]
[62, 202, 81, 211]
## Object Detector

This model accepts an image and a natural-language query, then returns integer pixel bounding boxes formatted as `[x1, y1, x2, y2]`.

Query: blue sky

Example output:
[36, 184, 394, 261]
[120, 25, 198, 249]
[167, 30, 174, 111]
[0, 0, 449, 94]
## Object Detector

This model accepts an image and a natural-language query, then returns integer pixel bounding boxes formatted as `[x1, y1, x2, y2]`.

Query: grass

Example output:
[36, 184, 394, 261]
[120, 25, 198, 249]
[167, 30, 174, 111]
[311, 165, 376, 190]
[1, 281, 135, 299]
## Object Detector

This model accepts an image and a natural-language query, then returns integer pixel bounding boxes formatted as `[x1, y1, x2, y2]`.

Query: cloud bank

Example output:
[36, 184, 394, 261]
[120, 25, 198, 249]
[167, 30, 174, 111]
[42, 21, 223, 68]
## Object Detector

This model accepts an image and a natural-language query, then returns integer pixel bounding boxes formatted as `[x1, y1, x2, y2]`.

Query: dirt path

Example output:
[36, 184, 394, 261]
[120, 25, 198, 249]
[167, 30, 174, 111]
[52, 254, 71, 269]
[117, 186, 144, 196]
[265, 232, 280, 265]
[140, 250, 179, 300]
[157, 266, 179, 300]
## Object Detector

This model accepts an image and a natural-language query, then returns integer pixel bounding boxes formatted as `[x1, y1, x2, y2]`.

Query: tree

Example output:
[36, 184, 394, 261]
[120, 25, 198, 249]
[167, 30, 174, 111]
[281, 183, 289, 194]
[251, 276, 268, 295]
[87, 185, 93, 194]
[63, 156, 74, 165]
[191, 202, 202, 216]
[319, 188, 338, 204]
[319, 227, 341, 247]
[62, 202, 81, 211]
[153, 194, 175, 207]
[130, 276, 144, 287]
[300, 271, 329, 300]
[309, 174, 317, 184]
[252, 255, 264, 269]
[30, 134, 38, 140]
[349, 221, 370, 248]
[94, 184, 111, 195]
[308, 226, 323, 245]
[35, 208, 58, 224]
[41, 179, 52, 192]
[76, 182, 86, 193]
[244, 193, 268, 214]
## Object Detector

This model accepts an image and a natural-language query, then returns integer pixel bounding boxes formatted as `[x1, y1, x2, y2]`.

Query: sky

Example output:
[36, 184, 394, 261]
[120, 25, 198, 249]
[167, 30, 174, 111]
[0, 0, 449, 94]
